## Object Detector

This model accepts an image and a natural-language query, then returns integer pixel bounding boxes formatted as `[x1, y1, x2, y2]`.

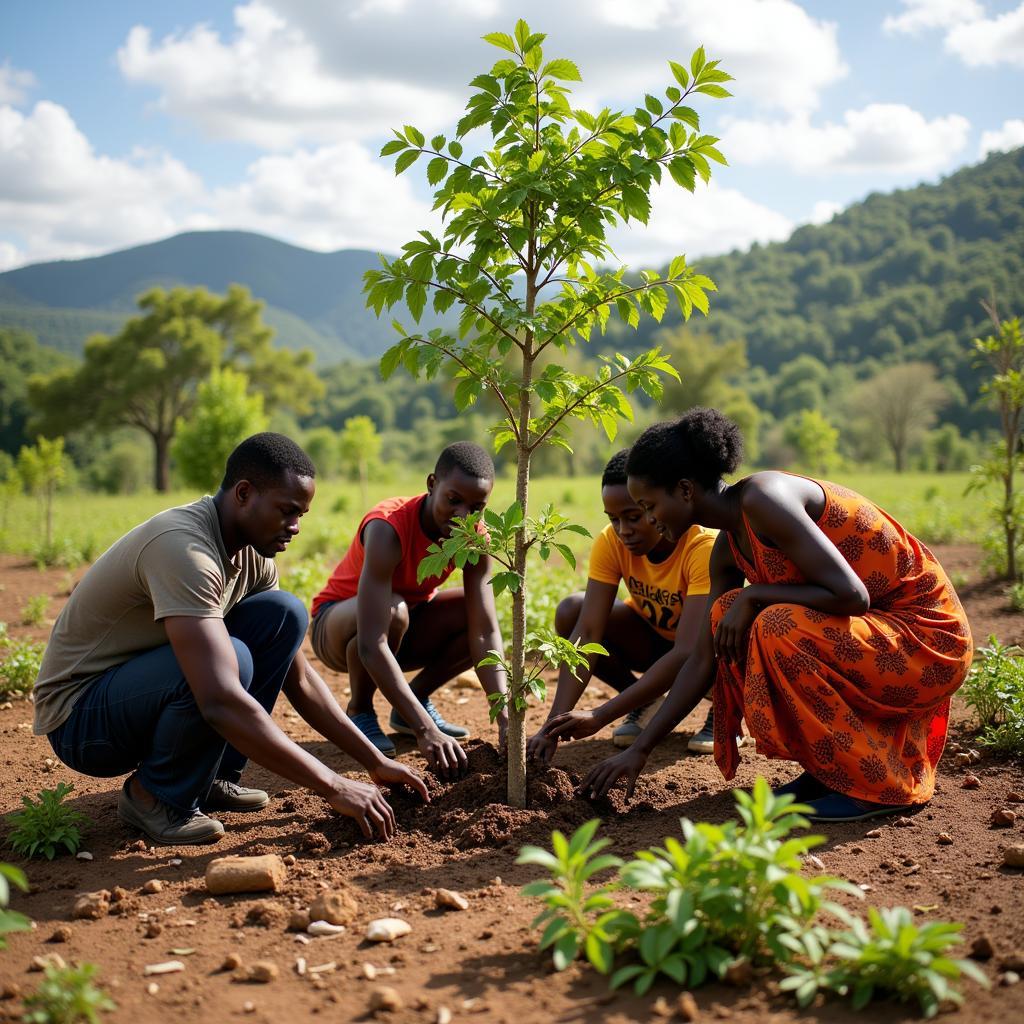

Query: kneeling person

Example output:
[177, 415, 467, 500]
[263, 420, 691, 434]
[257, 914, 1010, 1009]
[33, 433, 425, 846]
[528, 449, 716, 765]
[310, 442, 508, 778]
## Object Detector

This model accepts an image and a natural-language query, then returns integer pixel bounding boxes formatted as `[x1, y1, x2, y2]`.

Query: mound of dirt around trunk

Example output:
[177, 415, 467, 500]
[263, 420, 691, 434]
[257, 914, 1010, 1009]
[311, 741, 668, 852]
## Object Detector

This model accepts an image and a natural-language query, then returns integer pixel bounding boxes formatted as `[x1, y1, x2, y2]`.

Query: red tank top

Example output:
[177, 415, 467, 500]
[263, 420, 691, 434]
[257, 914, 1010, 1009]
[311, 494, 454, 616]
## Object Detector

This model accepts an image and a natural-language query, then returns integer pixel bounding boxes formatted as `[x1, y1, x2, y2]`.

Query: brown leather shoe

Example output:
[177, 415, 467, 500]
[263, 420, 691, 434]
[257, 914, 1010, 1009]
[200, 779, 269, 812]
[117, 779, 224, 845]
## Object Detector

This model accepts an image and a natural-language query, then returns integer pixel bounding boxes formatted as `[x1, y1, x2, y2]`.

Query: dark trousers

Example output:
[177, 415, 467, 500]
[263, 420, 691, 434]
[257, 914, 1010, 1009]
[49, 591, 307, 813]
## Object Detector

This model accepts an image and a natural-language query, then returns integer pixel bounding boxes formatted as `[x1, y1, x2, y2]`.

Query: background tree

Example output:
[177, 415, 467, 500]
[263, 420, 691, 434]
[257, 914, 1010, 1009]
[849, 362, 949, 471]
[303, 427, 341, 479]
[968, 304, 1024, 579]
[17, 436, 67, 549]
[170, 367, 268, 492]
[0, 329, 70, 457]
[0, 454, 20, 533]
[783, 409, 839, 475]
[367, 22, 730, 805]
[338, 415, 382, 510]
[28, 286, 321, 491]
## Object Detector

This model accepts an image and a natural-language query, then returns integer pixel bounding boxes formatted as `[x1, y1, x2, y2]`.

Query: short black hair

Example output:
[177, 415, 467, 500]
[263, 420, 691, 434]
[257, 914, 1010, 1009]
[434, 441, 494, 481]
[221, 432, 316, 491]
[601, 449, 630, 488]
[627, 408, 743, 490]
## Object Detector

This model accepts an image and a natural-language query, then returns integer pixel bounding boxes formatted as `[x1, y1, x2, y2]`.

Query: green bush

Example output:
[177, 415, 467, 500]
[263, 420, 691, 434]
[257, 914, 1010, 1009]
[7, 782, 87, 860]
[519, 780, 986, 1013]
[0, 862, 30, 949]
[961, 636, 1024, 756]
[279, 558, 330, 610]
[781, 906, 987, 1019]
[0, 623, 45, 696]
[20, 594, 49, 627]
[22, 962, 116, 1024]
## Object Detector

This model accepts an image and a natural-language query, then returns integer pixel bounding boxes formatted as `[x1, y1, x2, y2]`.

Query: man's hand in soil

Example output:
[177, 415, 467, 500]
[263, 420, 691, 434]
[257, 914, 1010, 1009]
[541, 709, 604, 743]
[326, 775, 397, 840]
[581, 747, 648, 802]
[526, 729, 558, 766]
[419, 730, 468, 780]
[370, 758, 430, 802]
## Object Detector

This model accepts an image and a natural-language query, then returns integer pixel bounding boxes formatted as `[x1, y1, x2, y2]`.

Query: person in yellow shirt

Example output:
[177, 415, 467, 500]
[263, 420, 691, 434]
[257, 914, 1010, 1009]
[528, 448, 725, 763]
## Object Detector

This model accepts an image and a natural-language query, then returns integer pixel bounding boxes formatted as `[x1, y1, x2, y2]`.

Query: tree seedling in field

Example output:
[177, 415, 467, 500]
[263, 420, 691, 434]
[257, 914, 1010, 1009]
[7, 782, 87, 860]
[780, 907, 987, 1019]
[961, 635, 1024, 756]
[0, 862, 31, 948]
[519, 780, 985, 1013]
[22, 962, 116, 1024]
[20, 594, 49, 628]
[366, 20, 731, 805]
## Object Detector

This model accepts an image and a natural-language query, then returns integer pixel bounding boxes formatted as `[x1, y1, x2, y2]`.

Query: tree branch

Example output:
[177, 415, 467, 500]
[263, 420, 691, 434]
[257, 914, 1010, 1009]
[529, 365, 634, 451]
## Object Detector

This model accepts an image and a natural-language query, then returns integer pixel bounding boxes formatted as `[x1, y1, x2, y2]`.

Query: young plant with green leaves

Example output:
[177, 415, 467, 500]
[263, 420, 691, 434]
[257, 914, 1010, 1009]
[967, 305, 1024, 579]
[365, 20, 730, 805]
[780, 906, 987, 1019]
[22, 962, 116, 1024]
[17, 436, 67, 552]
[7, 782, 87, 860]
[961, 635, 1024, 755]
[0, 862, 30, 948]
[0, 622, 46, 697]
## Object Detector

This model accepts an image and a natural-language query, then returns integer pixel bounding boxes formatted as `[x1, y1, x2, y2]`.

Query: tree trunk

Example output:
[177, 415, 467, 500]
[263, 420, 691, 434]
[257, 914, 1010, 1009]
[507, 441, 531, 809]
[1005, 458, 1017, 580]
[153, 432, 171, 492]
[45, 481, 53, 548]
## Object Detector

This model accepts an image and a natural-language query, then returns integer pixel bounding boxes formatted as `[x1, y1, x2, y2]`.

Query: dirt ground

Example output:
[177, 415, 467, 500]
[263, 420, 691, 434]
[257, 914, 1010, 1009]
[1, 546, 1022, 1024]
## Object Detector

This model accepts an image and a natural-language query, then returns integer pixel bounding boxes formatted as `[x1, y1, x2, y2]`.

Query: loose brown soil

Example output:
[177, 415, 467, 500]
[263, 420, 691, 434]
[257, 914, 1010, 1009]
[1, 548, 1023, 1023]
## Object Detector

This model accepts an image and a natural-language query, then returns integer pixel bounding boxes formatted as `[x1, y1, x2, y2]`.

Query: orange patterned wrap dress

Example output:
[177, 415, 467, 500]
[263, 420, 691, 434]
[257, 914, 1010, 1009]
[710, 477, 972, 806]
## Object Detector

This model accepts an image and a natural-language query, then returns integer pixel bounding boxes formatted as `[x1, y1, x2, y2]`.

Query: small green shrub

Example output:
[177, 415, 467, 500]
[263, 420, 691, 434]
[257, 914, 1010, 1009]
[781, 906, 987, 1019]
[961, 635, 1024, 755]
[21, 594, 49, 627]
[31, 537, 87, 570]
[7, 782, 87, 860]
[0, 624, 45, 696]
[0, 862, 31, 948]
[519, 782, 986, 1014]
[22, 962, 116, 1024]
[279, 557, 330, 609]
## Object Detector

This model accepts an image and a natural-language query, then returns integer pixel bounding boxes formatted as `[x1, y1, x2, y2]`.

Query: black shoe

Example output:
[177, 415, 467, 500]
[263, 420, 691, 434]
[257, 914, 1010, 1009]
[200, 779, 269, 812]
[772, 771, 831, 802]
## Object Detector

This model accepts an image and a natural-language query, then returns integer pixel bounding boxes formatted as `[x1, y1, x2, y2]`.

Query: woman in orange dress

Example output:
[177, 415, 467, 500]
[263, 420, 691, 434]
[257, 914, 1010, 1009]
[543, 408, 973, 822]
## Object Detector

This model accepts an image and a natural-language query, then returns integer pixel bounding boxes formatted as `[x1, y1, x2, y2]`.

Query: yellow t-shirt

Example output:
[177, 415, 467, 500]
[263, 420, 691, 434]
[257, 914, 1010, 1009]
[587, 523, 716, 641]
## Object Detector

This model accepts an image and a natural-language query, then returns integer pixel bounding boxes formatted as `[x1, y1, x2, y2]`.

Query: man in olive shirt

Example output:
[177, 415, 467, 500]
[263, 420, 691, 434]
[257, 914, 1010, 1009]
[35, 433, 426, 845]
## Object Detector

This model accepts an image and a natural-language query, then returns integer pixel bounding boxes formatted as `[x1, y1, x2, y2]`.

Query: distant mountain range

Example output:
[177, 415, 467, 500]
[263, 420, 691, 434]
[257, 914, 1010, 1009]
[0, 231, 406, 363]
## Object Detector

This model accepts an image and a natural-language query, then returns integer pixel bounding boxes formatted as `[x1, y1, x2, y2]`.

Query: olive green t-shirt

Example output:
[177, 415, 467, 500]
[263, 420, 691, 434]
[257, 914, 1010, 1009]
[33, 496, 278, 736]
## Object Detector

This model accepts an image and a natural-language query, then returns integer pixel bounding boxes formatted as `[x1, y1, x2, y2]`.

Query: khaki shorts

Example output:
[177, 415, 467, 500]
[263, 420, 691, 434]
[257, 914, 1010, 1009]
[310, 600, 351, 673]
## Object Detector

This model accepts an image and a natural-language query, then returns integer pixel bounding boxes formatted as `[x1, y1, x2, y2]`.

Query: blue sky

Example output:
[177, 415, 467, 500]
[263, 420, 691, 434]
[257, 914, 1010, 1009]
[1, 0, 1022, 271]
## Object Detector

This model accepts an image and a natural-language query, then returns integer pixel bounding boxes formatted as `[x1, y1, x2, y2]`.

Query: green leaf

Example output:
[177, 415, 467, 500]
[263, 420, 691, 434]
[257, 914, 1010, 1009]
[427, 157, 449, 186]
[690, 46, 707, 77]
[668, 60, 689, 89]
[404, 125, 425, 147]
[394, 150, 420, 175]
[482, 31, 517, 54]
[542, 58, 581, 82]
[696, 84, 733, 99]
[380, 139, 406, 156]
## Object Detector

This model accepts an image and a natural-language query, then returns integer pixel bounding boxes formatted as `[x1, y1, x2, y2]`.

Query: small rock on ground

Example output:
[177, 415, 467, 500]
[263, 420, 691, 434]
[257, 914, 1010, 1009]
[366, 918, 412, 943]
[369, 986, 403, 1013]
[247, 961, 279, 984]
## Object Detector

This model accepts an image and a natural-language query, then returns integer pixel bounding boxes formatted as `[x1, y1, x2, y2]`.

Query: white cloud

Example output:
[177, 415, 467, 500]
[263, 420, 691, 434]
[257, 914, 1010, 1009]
[115, 0, 846, 154]
[117, 2, 463, 148]
[809, 200, 842, 225]
[884, 1, 1024, 68]
[0, 101, 203, 263]
[209, 142, 438, 253]
[607, 180, 793, 267]
[0, 61, 36, 106]
[979, 117, 1024, 155]
[722, 103, 970, 175]
[883, 0, 983, 35]
[945, 3, 1024, 67]
[0, 98, 435, 268]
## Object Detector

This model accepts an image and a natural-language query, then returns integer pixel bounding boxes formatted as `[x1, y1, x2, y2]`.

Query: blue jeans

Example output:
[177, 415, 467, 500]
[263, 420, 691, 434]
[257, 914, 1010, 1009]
[48, 590, 307, 813]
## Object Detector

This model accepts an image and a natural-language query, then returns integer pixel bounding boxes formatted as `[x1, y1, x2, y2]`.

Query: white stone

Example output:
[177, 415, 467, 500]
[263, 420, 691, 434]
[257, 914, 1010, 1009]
[143, 961, 185, 976]
[307, 919, 346, 937]
[365, 918, 412, 943]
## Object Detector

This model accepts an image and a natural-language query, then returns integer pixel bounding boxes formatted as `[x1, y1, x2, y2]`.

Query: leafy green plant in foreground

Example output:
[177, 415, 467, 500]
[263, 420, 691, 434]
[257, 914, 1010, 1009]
[0, 622, 45, 696]
[7, 782, 87, 860]
[781, 907, 987, 1019]
[519, 779, 986, 1013]
[0, 862, 31, 948]
[22, 962, 116, 1024]
[961, 635, 1024, 755]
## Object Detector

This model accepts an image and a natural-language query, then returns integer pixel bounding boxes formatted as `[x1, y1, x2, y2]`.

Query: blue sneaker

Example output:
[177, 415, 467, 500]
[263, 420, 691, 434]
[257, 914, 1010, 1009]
[349, 711, 396, 756]
[804, 791, 912, 823]
[390, 698, 470, 739]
